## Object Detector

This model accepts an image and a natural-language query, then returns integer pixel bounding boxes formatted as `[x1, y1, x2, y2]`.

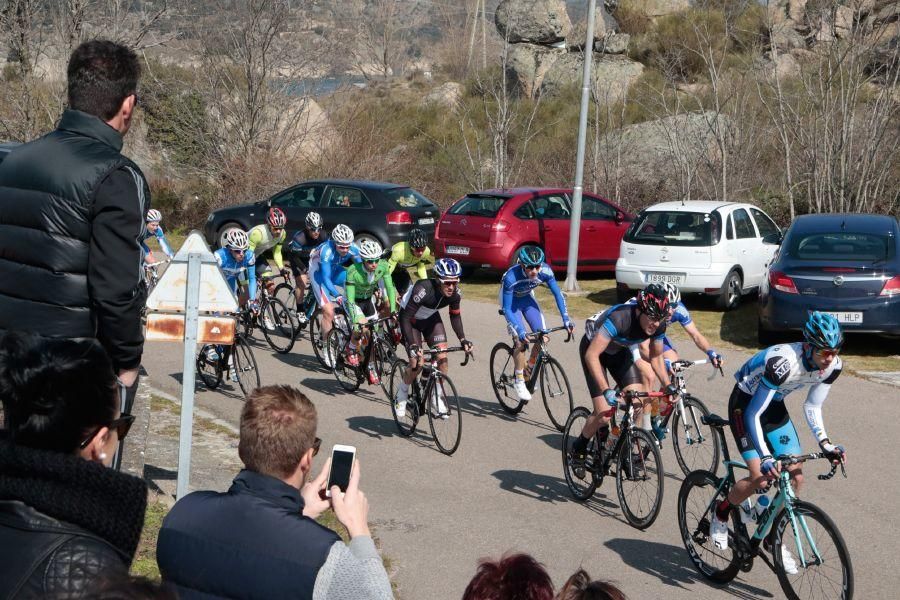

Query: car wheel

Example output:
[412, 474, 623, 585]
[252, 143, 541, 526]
[217, 222, 243, 249]
[716, 270, 742, 311]
[354, 232, 382, 249]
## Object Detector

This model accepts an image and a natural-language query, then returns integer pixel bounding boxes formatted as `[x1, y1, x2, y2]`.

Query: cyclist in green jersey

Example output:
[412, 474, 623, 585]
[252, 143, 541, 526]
[344, 239, 398, 381]
[387, 228, 432, 295]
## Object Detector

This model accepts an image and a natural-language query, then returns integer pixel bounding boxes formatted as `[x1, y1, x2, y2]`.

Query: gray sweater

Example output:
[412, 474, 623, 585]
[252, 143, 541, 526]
[313, 536, 394, 600]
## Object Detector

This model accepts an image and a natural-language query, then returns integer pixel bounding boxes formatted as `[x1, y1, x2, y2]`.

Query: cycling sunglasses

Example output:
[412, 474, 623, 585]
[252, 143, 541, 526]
[364, 259, 379, 265]
[814, 348, 840, 358]
[440, 280, 459, 288]
[79, 413, 136, 449]
[523, 264, 541, 271]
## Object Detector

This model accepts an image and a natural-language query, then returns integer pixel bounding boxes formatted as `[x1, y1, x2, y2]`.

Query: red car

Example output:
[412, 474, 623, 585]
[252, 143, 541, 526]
[435, 188, 633, 272]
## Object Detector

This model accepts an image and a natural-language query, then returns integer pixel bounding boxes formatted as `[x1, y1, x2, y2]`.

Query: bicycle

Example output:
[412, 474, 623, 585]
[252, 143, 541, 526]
[241, 275, 296, 354]
[143, 259, 167, 294]
[562, 390, 669, 529]
[326, 313, 398, 398]
[678, 414, 852, 599]
[489, 325, 574, 431]
[388, 346, 472, 455]
[274, 277, 316, 337]
[196, 311, 261, 397]
[309, 298, 351, 368]
[655, 358, 724, 477]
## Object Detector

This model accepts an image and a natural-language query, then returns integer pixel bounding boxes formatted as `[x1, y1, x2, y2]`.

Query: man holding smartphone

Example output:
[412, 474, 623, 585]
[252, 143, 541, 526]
[156, 385, 392, 599]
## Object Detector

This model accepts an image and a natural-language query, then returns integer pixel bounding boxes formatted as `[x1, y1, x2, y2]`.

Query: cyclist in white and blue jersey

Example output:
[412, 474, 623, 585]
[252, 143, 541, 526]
[142, 209, 174, 262]
[710, 312, 847, 568]
[499, 246, 574, 401]
[214, 229, 257, 308]
[307, 224, 361, 345]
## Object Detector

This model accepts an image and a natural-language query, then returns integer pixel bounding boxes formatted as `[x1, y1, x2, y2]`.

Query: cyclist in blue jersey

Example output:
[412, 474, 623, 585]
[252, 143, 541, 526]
[287, 211, 328, 324]
[209, 229, 257, 379]
[569, 284, 677, 463]
[499, 246, 574, 402]
[142, 209, 174, 263]
[307, 223, 361, 343]
[709, 312, 846, 567]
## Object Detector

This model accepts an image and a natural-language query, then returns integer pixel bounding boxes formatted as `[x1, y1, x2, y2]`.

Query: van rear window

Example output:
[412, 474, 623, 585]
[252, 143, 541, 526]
[624, 211, 722, 247]
[448, 195, 508, 218]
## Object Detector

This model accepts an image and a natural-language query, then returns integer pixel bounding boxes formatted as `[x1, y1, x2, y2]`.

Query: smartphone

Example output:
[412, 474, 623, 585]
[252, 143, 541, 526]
[325, 444, 356, 498]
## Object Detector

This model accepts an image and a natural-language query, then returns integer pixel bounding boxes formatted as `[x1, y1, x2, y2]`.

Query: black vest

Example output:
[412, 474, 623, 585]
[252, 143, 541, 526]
[0, 110, 147, 338]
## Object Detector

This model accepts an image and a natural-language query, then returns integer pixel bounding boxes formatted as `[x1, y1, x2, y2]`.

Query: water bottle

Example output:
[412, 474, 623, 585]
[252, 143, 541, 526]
[754, 494, 771, 519]
[739, 498, 756, 524]
[606, 425, 620, 451]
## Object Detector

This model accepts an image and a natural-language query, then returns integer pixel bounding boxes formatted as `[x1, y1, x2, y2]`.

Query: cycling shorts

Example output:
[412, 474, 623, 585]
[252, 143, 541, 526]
[350, 298, 377, 325]
[309, 264, 347, 306]
[505, 295, 546, 340]
[403, 313, 447, 358]
[255, 250, 275, 278]
[288, 250, 310, 277]
[579, 335, 642, 398]
[391, 269, 413, 296]
[728, 385, 802, 462]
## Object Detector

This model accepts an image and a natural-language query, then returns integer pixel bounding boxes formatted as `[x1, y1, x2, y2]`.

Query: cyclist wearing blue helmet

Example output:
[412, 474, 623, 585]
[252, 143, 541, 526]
[499, 245, 573, 402]
[710, 311, 847, 571]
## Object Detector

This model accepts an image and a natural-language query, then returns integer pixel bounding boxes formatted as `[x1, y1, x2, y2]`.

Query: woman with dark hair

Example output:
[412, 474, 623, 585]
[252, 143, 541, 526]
[462, 552, 555, 600]
[556, 569, 628, 600]
[0, 332, 148, 598]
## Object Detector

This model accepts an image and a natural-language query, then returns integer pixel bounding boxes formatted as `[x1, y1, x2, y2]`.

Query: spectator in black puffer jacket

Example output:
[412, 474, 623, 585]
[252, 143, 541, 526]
[0, 332, 148, 599]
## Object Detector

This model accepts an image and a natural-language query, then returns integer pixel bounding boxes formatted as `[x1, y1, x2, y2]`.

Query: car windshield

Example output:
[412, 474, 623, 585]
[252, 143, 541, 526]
[624, 210, 722, 247]
[787, 232, 895, 261]
[448, 195, 508, 218]
[383, 187, 435, 209]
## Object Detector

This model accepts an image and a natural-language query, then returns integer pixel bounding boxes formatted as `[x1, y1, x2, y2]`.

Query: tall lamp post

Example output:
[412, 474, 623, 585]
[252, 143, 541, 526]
[564, 0, 598, 292]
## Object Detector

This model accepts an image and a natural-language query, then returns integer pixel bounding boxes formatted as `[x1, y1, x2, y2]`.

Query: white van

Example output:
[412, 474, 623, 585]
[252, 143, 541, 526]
[615, 201, 781, 309]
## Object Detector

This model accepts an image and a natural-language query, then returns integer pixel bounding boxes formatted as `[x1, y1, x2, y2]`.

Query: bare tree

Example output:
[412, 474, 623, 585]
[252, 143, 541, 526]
[344, 0, 423, 79]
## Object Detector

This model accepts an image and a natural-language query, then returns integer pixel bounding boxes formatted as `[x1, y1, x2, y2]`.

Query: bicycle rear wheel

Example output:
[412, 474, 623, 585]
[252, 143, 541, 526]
[389, 359, 419, 436]
[427, 373, 462, 455]
[774, 500, 853, 600]
[232, 336, 260, 397]
[489, 342, 524, 414]
[327, 328, 361, 392]
[274, 282, 300, 329]
[672, 395, 721, 477]
[372, 338, 394, 401]
[677, 470, 741, 584]
[261, 298, 296, 354]
[616, 428, 664, 529]
[540, 356, 573, 432]
[309, 308, 330, 368]
[196, 345, 222, 390]
[561, 407, 599, 501]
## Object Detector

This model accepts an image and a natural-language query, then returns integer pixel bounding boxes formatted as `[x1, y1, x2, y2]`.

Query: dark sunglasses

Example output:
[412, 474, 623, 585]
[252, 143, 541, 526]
[523, 264, 541, 271]
[312, 437, 321, 456]
[79, 414, 136, 449]
[232, 248, 246, 254]
[814, 348, 840, 358]
[364, 259, 379, 265]
[441, 280, 458, 288]
[308, 227, 322, 233]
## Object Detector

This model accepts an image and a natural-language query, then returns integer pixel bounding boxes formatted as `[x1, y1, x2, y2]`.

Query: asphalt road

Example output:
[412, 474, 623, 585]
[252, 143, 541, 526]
[142, 298, 899, 599]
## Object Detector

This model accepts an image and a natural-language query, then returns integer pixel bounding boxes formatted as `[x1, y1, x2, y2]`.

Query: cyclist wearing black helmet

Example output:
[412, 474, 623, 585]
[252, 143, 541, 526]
[287, 211, 328, 324]
[569, 284, 677, 463]
[387, 228, 433, 296]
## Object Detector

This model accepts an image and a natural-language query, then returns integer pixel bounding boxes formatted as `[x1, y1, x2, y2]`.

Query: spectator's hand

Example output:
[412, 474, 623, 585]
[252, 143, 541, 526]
[330, 459, 371, 538]
[301, 457, 331, 519]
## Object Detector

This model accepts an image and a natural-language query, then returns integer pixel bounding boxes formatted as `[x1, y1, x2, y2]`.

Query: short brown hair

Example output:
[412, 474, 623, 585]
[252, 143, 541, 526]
[239, 385, 317, 479]
[556, 569, 628, 600]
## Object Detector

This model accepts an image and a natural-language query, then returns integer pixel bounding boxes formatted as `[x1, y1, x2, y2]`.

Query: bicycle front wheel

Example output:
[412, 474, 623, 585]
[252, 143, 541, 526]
[489, 342, 524, 414]
[261, 298, 296, 354]
[677, 470, 740, 584]
[774, 500, 853, 600]
[540, 356, 573, 432]
[274, 282, 300, 330]
[561, 407, 599, 501]
[309, 308, 329, 368]
[327, 329, 360, 392]
[672, 395, 721, 477]
[196, 345, 222, 390]
[427, 373, 462, 455]
[616, 428, 664, 529]
[232, 336, 260, 397]
[389, 359, 419, 436]
[372, 338, 394, 401]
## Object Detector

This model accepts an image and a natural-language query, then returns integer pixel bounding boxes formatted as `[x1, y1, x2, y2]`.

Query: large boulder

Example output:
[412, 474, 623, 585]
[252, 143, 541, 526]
[540, 52, 644, 102]
[423, 82, 464, 110]
[595, 33, 631, 54]
[620, 0, 690, 18]
[494, 0, 572, 44]
[770, 20, 807, 50]
[505, 43, 563, 98]
[567, 4, 619, 50]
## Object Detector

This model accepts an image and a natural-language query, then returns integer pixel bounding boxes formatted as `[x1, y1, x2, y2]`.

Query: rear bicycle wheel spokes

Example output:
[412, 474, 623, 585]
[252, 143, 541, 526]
[540, 356, 574, 432]
[196, 345, 222, 390]
[309, 309, 330, 368]
[616, 428, 664, 529]
[489, 342, 523, 414]
[372, 339, 393, 401]
[232, 336, 260, 397]
[261, 297, 296, 354]
[672, 395, 721, 477]
[327, 329, 360, 392]
[273, 282, 300, 329]
[427, 373, 462, 455]
[774, 500, 854, 600]
[561, 407, 599, 501]
[389, 359, 419, 436]
[677, 470, 741, 584]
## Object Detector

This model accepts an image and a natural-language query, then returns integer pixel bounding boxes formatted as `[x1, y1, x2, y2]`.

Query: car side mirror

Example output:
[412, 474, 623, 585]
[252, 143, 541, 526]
[762, 232, 782, 245]
[615, 211, 624, 224]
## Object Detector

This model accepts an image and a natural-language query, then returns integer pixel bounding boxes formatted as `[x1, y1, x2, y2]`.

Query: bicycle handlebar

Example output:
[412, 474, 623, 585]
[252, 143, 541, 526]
[421, 345, 474, 366]
[524, 325, 573, 343]
[670, 358, 724, 378]
[775, 452, 847, 480]
[145, 260, 168, 268]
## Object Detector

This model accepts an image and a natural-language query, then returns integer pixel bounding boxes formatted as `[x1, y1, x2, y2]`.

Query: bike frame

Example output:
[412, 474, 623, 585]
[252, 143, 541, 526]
[659, 359, 717, 446]
[522, 326, 572, 393]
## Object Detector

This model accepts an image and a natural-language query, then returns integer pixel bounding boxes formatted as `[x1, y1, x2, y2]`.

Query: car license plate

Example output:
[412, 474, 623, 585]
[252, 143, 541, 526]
[823, 311, 863, 324]
[647, 273, 685, 285]
[418, 217, 435, 225]
[446, 245, 470, 256]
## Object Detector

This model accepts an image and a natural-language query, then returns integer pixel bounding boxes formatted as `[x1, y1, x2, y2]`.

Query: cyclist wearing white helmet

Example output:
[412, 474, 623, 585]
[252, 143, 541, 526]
[307, 224, 362, 351]
[142, 209, 174, 262]
[394, 258, 473, 419]
[214, 229, 257, 308]
[247, 207, 289, 296]
[286, 211, 329, 324]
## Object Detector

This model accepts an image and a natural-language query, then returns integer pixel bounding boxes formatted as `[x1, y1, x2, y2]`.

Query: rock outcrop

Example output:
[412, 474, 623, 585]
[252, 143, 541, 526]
[495, 0, 572, 44]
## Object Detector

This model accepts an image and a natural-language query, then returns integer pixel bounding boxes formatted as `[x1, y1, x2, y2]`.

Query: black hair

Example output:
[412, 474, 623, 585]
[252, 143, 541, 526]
[0, 332, 118, 454]
[67, 39, 141, 120]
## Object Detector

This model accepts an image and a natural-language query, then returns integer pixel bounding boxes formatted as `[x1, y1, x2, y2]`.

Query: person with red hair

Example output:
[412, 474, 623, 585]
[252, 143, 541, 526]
[462, 552, 554, 600]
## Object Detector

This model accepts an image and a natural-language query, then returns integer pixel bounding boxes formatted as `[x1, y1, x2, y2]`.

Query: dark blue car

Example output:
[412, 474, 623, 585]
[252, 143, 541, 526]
[758, 213, 900, 344]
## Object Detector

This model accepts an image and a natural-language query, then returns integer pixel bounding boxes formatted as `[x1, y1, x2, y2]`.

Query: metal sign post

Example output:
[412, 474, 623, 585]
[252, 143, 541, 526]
[176, 253, 202, 499]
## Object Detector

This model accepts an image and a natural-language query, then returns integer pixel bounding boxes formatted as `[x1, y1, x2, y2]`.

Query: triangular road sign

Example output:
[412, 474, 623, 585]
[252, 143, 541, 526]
[146, 231, 239, 313]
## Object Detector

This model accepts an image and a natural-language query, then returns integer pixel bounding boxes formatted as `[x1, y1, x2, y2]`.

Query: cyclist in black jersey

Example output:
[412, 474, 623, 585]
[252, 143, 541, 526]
[571, 284, 677, 460]
[394, 258, 473, 419]
[287, 212, 328, 319]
